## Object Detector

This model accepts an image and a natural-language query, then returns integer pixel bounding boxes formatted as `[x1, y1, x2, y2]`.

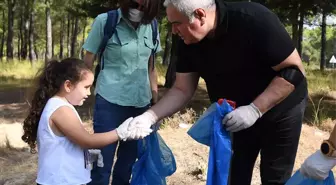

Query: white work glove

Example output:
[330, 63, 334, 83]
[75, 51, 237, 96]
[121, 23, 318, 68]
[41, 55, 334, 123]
[87, 149, 104, 170]
[300, 151, 336, 180]
[222, 103, 262, 132]
[127, 111, 158, 140]
[115, 117, 135, 141]
[116, 117, 153, 141]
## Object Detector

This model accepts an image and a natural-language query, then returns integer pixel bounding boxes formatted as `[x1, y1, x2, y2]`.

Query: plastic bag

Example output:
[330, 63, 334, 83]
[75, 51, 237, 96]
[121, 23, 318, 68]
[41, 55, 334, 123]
[285, 170, 335, 185]
[187, 103, 217, 146]
[206, 99, 234, 185]
[130, 131, 177, 185]
[188, 99, 236, 146]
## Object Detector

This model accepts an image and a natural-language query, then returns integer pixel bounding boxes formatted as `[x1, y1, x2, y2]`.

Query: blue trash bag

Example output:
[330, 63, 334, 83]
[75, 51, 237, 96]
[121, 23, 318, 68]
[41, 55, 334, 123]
[285, 170, 335, 185]
[130, 131, 177, 185]
[206, 99, 234, 185]
[187, 102, 217, 146]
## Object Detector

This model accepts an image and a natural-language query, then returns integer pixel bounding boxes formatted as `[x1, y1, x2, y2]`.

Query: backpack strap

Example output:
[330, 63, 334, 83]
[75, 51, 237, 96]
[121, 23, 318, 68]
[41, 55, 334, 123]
[93, 10, 119, 86]
[150, 19, 158, 71]
[99, 10, 119, 70]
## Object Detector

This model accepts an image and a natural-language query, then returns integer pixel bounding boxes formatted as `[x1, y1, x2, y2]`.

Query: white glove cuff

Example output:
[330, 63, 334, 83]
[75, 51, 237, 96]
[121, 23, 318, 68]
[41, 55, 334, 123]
[116, 128, 125, 141]
[250, 103, 263, 118]
[143, 110, 158, 124]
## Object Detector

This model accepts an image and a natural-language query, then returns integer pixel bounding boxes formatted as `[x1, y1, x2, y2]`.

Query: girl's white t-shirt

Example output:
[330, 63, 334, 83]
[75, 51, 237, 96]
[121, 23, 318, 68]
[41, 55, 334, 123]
[36, 97, 91, 185]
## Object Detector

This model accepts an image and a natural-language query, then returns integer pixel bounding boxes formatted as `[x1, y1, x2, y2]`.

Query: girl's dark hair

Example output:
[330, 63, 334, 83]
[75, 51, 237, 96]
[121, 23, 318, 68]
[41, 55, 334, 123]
[119, 0, 161, 24]
[22, 58, 91, 153]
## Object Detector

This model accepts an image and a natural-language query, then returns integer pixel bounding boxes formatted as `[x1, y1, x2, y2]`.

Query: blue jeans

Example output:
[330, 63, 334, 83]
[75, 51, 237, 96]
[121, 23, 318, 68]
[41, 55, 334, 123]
[88, 94, 149, 185]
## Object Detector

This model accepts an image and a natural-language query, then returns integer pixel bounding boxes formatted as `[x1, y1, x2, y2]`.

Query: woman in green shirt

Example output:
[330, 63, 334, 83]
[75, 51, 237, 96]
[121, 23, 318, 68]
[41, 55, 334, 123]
[82, 0, 162, 184]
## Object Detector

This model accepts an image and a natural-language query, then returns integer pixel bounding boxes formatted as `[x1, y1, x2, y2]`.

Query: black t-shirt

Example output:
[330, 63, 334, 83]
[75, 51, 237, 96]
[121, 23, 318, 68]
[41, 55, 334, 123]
[176, 0, 307, 116]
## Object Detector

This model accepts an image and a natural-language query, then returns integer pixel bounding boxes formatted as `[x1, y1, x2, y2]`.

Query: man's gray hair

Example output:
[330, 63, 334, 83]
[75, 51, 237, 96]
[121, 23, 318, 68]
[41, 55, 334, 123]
[163, 0, 216, 22]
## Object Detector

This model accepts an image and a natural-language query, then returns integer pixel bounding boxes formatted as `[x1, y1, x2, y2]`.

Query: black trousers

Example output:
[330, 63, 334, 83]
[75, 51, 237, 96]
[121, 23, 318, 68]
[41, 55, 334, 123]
[229, 98, 307, 185]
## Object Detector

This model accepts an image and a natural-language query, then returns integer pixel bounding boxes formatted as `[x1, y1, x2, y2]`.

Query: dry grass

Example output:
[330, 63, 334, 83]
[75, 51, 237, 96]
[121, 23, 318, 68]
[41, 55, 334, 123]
[162, 108, 198, 128]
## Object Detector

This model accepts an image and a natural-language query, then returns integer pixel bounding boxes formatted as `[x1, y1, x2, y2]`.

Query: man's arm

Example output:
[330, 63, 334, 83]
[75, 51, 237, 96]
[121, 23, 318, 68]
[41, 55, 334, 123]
[148, 55, 158, 104]
[148, 72, 200, 121]
[252, 49, 305, 114]
[83, 51, 96, 70]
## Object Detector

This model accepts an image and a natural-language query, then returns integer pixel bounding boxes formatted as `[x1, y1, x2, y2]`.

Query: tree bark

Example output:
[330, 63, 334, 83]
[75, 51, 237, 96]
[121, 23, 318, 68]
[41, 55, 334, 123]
[290, 6, 299, 48]
[320, 8, 327, 71]
[22, 2, 29, 60]
[67, 13, 71, 57]
[59, 16, 65, 59]
[45, 0, 52, 62]
[7, 0, 15, 60]
[71, 16, 79, 57]
[81, 18, 87, 59]
[297, 9, 304, 57]
[0, 9, 6, 61]
[29, 0, 37, 62]
[17, 31, 21, 60]
[18, 12, 23, 60]
[164, 35, 179, 88]
[163, 24, 172, 66]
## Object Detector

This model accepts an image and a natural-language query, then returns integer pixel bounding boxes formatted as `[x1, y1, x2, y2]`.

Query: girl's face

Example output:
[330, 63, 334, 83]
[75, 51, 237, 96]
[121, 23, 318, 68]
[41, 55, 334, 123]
[64, 71, 94, 106]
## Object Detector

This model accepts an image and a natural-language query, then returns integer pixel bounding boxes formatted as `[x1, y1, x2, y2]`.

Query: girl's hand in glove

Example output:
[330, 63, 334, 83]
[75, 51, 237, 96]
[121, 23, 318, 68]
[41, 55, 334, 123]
[116, 117, 152, 141]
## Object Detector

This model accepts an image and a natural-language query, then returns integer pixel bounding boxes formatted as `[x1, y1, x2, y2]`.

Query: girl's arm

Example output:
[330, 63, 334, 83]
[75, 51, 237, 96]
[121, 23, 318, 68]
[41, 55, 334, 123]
[51, 106, 120, 149]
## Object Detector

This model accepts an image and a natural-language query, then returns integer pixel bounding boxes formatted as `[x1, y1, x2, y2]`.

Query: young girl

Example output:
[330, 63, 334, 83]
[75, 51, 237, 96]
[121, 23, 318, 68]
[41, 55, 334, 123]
[21, 58, 151, 185]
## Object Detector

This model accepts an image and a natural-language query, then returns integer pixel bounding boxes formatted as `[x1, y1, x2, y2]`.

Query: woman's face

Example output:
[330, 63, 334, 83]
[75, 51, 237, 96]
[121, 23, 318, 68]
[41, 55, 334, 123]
[127, 0, 145, 22]
[129, 0, 144, 11]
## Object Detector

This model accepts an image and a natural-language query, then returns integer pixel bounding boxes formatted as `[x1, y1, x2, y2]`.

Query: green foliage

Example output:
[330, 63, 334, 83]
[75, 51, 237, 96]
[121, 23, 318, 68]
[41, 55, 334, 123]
[302, 24, 336, 64]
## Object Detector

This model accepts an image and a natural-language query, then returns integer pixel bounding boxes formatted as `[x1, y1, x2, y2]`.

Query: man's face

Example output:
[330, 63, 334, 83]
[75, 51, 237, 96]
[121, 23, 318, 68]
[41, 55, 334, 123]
[166, 5, 206, 45]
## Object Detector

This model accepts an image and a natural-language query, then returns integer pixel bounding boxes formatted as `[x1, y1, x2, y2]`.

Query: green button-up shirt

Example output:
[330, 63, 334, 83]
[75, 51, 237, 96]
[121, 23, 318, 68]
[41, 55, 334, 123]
[83, 9, 162, 107]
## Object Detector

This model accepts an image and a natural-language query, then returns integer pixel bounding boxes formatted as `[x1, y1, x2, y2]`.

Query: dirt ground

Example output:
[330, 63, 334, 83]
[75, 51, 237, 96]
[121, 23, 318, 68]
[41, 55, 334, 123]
[0, 86, 336, 185]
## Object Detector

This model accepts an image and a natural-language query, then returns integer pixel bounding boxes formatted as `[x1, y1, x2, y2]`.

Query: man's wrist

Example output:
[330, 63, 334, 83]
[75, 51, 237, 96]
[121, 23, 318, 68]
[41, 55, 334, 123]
[250, 103, 263, 118]
[143, 110, 158, 124]
[151, 90, 158, 104]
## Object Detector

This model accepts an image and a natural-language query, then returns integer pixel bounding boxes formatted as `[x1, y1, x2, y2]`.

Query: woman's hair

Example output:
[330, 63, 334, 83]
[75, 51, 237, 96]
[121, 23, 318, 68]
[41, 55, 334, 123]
[119, 0, 161, 24]
[22, 58, 91, 153]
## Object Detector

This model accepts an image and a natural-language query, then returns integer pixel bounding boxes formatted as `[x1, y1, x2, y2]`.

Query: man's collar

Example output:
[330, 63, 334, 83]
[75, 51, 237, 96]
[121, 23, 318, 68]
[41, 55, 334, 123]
[214, 0, 228, 37]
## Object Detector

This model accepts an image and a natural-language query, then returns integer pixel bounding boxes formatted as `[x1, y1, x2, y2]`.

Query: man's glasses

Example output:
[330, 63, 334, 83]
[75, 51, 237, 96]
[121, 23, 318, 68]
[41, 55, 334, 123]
[129, 1, 144, 11]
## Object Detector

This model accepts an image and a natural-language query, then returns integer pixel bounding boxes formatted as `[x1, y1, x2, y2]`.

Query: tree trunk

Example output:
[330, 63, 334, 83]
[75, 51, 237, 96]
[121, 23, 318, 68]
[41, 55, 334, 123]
[164, 35, 179, 88]
[52, 23, 55, 58]
[45, 0, 52, 62]
[18, 13, 23, 60]
[29, 0, 37, 62]
[291, 7, 299, 48]
[7, 0, 15, 60]
[67, 13, 71, 57]
[297, 9, 304, 57]
[71, 16, 79, 58]
[17, 32, 21, 60]
[0, 9, 6, 60]
[34, 43, 38, 60]
[81, 18, 87, 59]
[163, 24, 172, 66]
[22, 1, 29, 60]
[59, 17, 64, 59]
[320, 9, 327, 71]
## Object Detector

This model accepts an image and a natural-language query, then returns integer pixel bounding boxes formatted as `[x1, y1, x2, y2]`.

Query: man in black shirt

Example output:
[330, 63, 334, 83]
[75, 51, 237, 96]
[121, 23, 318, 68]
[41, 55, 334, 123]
[127, 0, 308, 184]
